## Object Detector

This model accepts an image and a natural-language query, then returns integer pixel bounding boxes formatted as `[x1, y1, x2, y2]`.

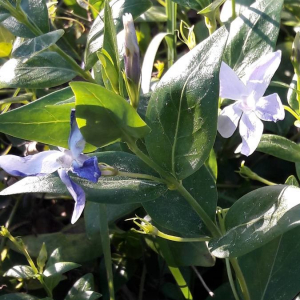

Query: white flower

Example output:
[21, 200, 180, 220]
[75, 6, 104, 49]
[217, 50, 285, 156]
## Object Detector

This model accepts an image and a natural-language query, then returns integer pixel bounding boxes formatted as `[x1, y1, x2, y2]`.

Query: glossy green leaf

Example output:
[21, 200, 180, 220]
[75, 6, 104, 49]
[143, 165, 217, 236]
[65, 274, 101, 300]
[136, 6, 167, 23]
[71, 82, 150, 147]
[12, 30, 64, 58]
[37, 243, 47, 273]
[287, 73, 299, 114]
[209, 185, 300, 258]
[84, 0, 152, 69]
[239, 226, 300, 300]
[169, 0, 210, 11]
[1, 0, 49, 38]
[220, 0, 255, 23]
[43, 262, 80, 277]
[145, 26, 228, 180]
[198, 0, 226, 15]
[0, 51, 77, 89]
[44, 248, 63, 291]
[146, 235, 215, 267]
[84, 202, 139, 239]
[223, 0, 283, 77]
[0, 25, 14, 57]
[204, 283, 235, 300]
[0, 87, 84, 149]
[257, 134, 300, 162]
[0, 151, 167, 204]
[0, 295, 38, 300]
[4, 265, 35, 279]
[205, 149, 217, 181]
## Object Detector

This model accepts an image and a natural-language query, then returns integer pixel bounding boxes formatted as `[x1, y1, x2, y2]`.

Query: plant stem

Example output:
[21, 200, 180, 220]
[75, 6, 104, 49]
[117, 171, 167, 185]
[231, 0, 236, 20]
[297, 74, 300, 110]
[165, 0, 177, 67]
[157, 231, 211, 242]
[205, 16, 217, 35]
[283, 105, 300, 121]
[98, 204, 115, 300]
[230, 258, 251, 300]
[226, 259, 240, 300]
[0, 93, 33, 105]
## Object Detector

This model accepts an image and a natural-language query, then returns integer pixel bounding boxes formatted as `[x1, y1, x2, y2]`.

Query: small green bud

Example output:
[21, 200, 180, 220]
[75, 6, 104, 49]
[99, 163, 118, 176]
[292, 32, 300, 75]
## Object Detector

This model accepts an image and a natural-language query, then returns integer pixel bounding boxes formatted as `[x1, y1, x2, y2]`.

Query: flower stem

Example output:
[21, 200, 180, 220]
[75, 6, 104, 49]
[283, 105, 300, 121]
[226, 259, 240, 300]
[98, 204, 115, 300]
[157, 231, 210, 242]
[231, 0, 237, 20]
[0, 93, 33, 105]
[165, 0, 177, 67]
[117, 171, 167, 184]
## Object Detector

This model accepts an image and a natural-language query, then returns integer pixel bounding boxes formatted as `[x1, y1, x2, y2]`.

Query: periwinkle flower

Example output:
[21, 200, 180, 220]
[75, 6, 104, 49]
[217, 50, 285, 156]
[123, 13, 140, 87]
[0, 109, 101, 224]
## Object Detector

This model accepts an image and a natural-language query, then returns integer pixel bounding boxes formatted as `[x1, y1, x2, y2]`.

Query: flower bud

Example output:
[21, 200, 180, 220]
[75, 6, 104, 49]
[123, 13, 140, 86]
[98, 163, 118, 176]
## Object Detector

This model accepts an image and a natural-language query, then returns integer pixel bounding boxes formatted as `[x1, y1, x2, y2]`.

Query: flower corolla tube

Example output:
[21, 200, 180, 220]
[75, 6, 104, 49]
[217, 50, 285, 156]
[0, 109, 101, 224]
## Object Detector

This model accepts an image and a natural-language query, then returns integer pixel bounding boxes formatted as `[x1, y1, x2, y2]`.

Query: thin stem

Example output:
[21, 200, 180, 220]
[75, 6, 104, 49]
[0, 93, 33, 105]
[231, 0, 236, 20]
[226, 259, 240, 300]
[284, 105, 300, 121]
[191, 266, 214, 297]
[230, 258, 251, 300]
[157, 231, 210, 242]
[253, 175, 276, 186]
[138, 264, 146, 300]
[205, 16, 217, 35]
[297, 74, 300, 110]
[98, 204, 115, 300]
[166, 0, 177, 67]
[117, 171, 167, 184]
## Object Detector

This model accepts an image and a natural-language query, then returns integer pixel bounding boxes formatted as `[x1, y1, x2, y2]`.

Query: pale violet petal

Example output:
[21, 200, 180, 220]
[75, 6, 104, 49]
[218, 103, 243, 138]
[68, 109, 86, 160]
[0, 151, 63, 176]
[58, 169, 86, 224]
[219, 62, 248, 100]
[244, 50, 281, 100]
[239, 112, 264, 156]
[255, 93, 285, 122]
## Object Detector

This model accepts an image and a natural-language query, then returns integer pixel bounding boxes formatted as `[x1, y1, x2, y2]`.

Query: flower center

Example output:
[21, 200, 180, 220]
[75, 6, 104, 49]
[240, 94, 256, 114]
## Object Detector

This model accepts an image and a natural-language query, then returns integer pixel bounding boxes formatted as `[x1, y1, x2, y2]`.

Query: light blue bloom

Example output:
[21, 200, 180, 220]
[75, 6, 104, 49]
[0, 109, 101, 224]
[217, 50, 285, 156]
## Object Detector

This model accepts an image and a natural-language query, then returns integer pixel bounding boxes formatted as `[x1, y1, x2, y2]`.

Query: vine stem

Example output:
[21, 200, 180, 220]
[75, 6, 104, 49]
[98, 204, 115, 300]
[284, 105, 300, 120]
[117, 171, 167, 185]
[231, 0, 237, 20]
[166, 0, 177, 67]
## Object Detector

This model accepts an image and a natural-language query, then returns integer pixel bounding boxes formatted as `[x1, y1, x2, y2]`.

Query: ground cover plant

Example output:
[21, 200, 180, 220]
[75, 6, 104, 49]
[0, 0, 300, 299]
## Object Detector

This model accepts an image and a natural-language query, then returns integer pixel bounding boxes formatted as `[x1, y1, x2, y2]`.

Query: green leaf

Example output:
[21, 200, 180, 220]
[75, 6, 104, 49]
[209, 185, 300, 258]
[84, 202, 139, 239]
[0, 87, 91, 150]
[168, 267, 193, 300]
[287, 73, 299, 114]
[223, 0, 283, 77]
[71, 82, 150, 147]
[12, 30, 64, 58]
[4, 265, 35, 279]
[0, 51, 77, 89]
[84, 0, 152, 69]
[198, 0, 227, 15]
[257, 134, 300, 162]
[43, 262, 80, 277]
[1, 0, 49, 38]
[204, 283, 235, 300]
[0, 25, 14, 57]
[145, 26, 228, 180]
[37, 243, 47, 273]
[44, 248, 63, 291]
[0, 151, 167, 204]
[205, 149, 217, 181]
[0, 294, 39, 300]
[65, 274, 101, 300]
[285, 175, 299, 186]
[239, 226, 300, 300]
[143, 165, 217, 236]
[169, 0, 210, 11]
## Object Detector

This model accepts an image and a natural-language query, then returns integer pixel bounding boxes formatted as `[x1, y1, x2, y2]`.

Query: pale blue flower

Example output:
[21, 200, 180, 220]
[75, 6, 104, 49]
[218, 50, 285, 156]
[0, 109, 101, 224]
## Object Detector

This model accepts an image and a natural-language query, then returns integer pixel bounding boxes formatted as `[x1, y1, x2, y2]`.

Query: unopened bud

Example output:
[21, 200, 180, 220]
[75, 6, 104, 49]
[123, 13, 140, 85]
[292, 32, 300, 75]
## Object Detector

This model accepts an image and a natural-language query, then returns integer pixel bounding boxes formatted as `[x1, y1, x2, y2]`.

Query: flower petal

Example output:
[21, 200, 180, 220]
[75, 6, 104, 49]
[244, 50, 281, 100]
[68, 109, 86, 160]
[255, 93, 285, 122]
[58, 169, 86, 224]
[239, 112, 263, 156]
[218, 103, 243, 138]
[72, 156, 101, 183]
[0, 151, 63, 176]
[219, 62, 248, 100]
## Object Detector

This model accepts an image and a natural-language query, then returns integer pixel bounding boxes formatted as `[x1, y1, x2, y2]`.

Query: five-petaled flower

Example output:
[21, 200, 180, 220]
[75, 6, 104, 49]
[0, 109, 101, 224]
[217, 50, 285, 156]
